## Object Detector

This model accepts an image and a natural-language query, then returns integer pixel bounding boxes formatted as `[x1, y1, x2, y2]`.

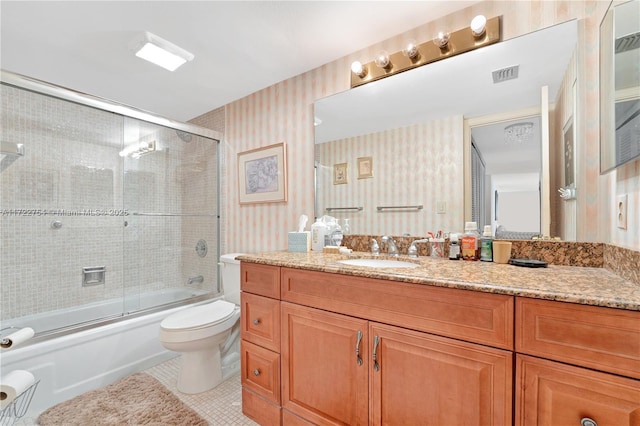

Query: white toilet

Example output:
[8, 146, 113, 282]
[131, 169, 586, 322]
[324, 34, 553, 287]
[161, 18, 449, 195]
[159, 253, 245, 394]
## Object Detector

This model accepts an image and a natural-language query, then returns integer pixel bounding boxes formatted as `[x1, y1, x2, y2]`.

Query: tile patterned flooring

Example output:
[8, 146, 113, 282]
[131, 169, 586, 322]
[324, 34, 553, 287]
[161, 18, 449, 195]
[144, 357, 258, 425]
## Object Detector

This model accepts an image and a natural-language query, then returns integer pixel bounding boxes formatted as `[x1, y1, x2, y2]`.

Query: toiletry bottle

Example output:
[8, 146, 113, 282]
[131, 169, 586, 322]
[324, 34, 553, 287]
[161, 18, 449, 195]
[480, 225, 493, 262]
[448, 233, 460, 260]
[311, 219, 329, 251]
[461, 222, 480, 261]
[343, 219, 351, 235]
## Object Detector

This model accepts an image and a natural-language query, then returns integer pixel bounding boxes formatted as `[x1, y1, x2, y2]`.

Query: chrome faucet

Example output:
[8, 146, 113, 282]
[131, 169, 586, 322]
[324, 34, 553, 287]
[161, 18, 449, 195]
[408, 239, 430, 258]
[371, 239, 380, 256]
[381, 236, 399, 257]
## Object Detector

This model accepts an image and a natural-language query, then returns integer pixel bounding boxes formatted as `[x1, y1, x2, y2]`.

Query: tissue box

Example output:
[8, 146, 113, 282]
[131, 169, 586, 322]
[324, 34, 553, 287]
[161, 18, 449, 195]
[288, 231, 311, 252]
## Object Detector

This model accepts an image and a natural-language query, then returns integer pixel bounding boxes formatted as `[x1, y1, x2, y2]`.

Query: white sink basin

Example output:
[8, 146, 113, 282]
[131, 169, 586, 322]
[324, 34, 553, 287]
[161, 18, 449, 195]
[337, 258, 419, 268]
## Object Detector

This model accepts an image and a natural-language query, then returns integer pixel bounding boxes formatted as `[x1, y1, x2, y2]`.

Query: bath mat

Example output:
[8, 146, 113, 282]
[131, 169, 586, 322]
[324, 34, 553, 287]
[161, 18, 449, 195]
[37, 373, 208, 426]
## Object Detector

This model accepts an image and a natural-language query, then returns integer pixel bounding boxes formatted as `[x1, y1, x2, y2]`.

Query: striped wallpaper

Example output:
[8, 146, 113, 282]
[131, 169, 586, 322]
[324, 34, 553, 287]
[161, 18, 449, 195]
[315, 116, 464, 236]
[219, 0, 639, 253]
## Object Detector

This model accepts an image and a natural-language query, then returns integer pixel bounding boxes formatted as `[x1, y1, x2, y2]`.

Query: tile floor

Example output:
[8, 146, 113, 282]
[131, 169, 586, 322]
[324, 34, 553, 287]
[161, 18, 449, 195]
[144, 357, 258, 425]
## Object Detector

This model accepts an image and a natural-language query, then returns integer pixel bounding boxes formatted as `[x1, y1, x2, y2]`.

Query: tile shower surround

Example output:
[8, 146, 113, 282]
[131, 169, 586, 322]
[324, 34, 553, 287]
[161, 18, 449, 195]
[0, 85, 220, 320]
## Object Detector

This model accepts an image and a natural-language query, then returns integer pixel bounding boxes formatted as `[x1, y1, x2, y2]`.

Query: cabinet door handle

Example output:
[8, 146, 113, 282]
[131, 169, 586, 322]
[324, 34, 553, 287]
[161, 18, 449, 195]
[253, 318, 260, 325]
[372, 335, 380, 371]
[355, 330, 363, 366]
[253, 369, 261, 376]
[580, 418, 597, 426]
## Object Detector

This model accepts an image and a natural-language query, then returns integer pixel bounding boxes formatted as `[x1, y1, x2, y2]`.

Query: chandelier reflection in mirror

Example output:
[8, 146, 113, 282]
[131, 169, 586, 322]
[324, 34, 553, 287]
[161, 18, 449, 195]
[504, 122, 534, 144]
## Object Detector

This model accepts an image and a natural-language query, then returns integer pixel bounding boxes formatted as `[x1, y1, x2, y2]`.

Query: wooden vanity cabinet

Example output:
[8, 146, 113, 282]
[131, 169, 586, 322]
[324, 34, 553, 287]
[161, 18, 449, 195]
[280, 267, 514, 425]
[515, 298, 640, 426]
[240, 263, 282, 425]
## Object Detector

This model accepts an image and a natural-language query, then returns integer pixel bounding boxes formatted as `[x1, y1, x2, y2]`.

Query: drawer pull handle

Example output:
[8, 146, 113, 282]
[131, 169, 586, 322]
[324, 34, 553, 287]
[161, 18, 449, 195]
[253, 318, 260, 325]
[253, 369, 261, 376]
[373, 335, 380, 372]
[580, 418, 597, 426]
[355, 330, 363, 366]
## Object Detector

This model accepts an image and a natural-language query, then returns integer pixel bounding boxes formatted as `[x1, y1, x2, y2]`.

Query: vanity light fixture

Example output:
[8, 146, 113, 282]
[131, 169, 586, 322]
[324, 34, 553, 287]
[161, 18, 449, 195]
[504, 122, 534, 145]
[401, 39, 420, 60]
[350, 16, 501, 88]
[374, 51, 391, 69]
[470, 15, 487, 38]
[433, 31, 451, 49]
[132, 31, 194, 72]
[350, 61, 368, 78]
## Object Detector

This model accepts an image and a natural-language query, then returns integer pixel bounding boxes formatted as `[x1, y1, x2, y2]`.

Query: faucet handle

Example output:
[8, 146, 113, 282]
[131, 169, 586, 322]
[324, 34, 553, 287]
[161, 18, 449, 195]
[371, 239, 380, 256]
[408, 239, 430, 258]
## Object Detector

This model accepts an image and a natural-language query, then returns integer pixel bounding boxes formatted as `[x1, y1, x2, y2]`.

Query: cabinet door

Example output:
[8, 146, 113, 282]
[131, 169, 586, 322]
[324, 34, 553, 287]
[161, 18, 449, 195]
[516, 354, 640, 426]
[281, 302, 369, 426]
[370, 322, 513, 426]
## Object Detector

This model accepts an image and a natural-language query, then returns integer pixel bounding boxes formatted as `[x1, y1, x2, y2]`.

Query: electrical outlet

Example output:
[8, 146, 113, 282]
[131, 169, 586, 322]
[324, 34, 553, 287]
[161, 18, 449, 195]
[617, 194, 627, 230]
[436, 201, 446, 214]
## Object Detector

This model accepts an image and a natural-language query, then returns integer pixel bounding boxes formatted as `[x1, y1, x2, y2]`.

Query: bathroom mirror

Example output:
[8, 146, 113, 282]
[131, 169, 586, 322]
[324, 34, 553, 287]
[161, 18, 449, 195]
[600, 0, 640, 173]
[314, 20, 577, 237]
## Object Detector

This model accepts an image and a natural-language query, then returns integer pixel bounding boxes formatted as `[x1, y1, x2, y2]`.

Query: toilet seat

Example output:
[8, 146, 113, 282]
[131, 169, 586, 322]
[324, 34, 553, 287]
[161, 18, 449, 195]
[161, 300, 236, 331]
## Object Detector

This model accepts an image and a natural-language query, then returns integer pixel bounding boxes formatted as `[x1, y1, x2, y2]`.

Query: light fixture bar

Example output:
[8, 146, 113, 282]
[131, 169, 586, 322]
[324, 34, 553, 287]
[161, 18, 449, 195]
[133, 31, 194, 72]
[350, 16, 501, 88]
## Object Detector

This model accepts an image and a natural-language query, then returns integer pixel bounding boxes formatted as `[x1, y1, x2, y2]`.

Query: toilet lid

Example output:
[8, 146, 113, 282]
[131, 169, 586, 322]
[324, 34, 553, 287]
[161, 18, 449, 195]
[161, 300, 236, 330]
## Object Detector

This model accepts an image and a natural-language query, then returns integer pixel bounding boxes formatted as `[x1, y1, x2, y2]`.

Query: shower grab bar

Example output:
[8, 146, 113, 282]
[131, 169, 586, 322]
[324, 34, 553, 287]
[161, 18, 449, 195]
[1, 141, 24, 157]
[325, 206, 363, 212]
[376, 205, 423, 211]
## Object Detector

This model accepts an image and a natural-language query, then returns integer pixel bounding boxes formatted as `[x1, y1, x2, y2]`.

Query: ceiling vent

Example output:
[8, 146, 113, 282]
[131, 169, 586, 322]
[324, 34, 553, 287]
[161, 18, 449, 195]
[615, 32, 640, 54]
[492, 65, 519, 84]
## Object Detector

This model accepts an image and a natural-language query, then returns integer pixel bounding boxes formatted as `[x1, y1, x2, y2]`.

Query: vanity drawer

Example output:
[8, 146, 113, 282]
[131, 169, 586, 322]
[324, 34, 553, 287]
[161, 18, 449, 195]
[241, 262, 280, 299]
[281, 267, 514, 350]
[241, 292, 281, 352]
[241, 340, 281, 404]
[516, 297, 640, 379]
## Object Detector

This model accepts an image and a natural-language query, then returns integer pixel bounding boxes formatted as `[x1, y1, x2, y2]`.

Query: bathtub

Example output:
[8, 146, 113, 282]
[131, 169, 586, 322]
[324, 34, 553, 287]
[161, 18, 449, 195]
[0, 289, 217, 420]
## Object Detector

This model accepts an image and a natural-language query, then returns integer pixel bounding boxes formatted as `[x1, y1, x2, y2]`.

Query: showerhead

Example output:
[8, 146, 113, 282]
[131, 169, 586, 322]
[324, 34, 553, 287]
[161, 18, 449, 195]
[176, 130, 192, 143]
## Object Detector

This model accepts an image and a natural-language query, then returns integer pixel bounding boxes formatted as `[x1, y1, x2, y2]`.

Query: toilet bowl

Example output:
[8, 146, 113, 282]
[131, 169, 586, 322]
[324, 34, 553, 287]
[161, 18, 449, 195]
[159, 253, 245, 394]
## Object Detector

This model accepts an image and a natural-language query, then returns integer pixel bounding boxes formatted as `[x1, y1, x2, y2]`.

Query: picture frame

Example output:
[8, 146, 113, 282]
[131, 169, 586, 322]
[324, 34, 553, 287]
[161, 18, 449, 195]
[333, 162, 348, 185]
[357, 156, 373, 179]
[238, 142, 287, 204]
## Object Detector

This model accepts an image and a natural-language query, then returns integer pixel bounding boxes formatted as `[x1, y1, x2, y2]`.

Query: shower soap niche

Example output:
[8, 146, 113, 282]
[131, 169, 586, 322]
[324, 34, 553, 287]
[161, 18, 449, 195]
[82, 266, 106, 287]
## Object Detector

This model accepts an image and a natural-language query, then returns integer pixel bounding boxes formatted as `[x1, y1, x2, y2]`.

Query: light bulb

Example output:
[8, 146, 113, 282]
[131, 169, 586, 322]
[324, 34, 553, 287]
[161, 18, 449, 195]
[374, 51, 390, 68]
[433, 31, 450, 49]
[401, 39, 419, 59]
[471, 15, 487, 37]
[351, 61, 367, 77]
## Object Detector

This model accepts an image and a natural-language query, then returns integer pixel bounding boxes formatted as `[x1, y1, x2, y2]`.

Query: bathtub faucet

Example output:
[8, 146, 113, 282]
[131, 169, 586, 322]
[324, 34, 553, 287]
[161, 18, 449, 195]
[187, 275, 204, 286]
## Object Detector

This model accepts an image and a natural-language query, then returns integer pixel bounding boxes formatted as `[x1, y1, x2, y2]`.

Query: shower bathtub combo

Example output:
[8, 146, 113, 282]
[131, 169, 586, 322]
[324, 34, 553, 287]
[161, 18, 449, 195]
[0, 70, 225, 418]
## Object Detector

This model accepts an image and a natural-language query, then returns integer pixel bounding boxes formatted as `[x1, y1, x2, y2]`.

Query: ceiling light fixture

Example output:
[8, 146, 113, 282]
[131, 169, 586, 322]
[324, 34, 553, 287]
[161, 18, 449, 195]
[504, 122, 534, 144]
[132, 31, 194, 72]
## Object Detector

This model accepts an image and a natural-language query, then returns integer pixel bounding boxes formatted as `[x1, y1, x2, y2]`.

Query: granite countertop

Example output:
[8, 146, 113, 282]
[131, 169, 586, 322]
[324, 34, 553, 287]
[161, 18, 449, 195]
[237, 251, 640, 311]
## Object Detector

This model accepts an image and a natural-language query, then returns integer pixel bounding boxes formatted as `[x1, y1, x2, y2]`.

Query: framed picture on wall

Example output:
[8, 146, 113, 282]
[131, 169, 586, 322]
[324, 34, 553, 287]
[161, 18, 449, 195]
[333, 163, 348, 185]
[357, 156, 373, 179]
[237, 142, 287, 204]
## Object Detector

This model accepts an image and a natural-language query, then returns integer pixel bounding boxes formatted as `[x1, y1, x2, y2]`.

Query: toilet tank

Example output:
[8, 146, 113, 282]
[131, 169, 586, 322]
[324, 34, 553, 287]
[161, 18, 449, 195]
[219, 253, 245, 305]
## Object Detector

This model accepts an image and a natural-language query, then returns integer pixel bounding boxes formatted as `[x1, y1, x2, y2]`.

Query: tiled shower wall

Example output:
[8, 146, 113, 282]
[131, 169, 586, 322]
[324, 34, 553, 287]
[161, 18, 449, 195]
[0, 84, 219, 321]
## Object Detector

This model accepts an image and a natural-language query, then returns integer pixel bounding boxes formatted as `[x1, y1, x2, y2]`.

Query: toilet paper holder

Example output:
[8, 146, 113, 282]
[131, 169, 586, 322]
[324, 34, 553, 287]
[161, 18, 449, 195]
[0, 379, 39, 425]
